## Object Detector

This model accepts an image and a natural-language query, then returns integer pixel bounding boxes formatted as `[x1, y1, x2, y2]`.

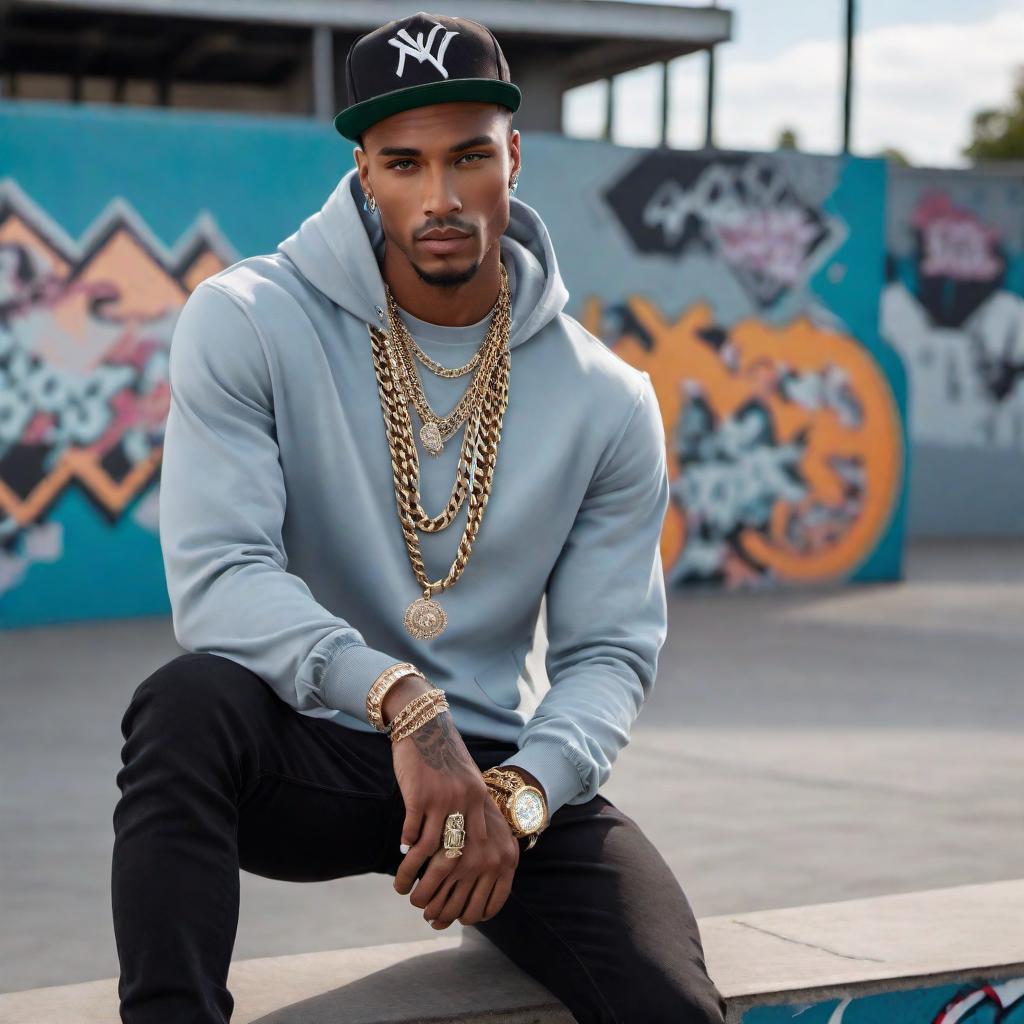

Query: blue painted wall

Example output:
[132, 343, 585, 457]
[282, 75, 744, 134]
[742, 973, 1024, 1023]
[0, 101, 908, 627]
[882, 164, 1024, 537]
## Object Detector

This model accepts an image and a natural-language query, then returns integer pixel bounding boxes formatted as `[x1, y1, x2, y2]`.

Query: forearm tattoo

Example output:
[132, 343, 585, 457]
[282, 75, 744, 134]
[410, 711, 467, 772]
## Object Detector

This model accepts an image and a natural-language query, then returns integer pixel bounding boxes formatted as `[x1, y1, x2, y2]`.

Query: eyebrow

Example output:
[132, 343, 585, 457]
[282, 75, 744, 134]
[376, 135, 497, 158]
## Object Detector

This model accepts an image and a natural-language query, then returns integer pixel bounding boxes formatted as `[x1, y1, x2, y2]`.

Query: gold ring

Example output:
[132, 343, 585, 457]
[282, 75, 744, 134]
[442, 811, 466, 858]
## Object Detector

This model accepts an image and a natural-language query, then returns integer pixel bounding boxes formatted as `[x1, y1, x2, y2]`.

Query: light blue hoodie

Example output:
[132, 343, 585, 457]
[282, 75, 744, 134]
[159, 166, 669, 817]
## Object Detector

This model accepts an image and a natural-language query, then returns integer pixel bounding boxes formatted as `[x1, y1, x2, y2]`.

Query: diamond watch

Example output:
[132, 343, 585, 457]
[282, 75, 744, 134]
[481, 766, 548, 850]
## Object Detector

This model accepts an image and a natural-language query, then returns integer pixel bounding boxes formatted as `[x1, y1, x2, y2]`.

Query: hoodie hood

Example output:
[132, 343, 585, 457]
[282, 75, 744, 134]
[278, 166, 569, 350]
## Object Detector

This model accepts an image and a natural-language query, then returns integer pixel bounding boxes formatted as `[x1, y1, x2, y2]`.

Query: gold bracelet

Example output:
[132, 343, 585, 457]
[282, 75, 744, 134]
[390, 704, 439, 743]
[385, 688, 436, 732]
[387, 688, 447, 737]
[390, 701, 440, 743]
[391, 701, 449, 744]
[389, 692, 450, 743]
[366, 662, 421, 733]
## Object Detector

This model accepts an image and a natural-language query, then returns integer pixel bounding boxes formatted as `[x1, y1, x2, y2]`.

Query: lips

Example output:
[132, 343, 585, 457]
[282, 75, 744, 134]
[418, 231, 471, 255]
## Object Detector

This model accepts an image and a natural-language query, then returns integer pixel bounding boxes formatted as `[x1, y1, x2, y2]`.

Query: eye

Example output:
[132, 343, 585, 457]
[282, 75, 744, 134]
[387, 153, 490, 171]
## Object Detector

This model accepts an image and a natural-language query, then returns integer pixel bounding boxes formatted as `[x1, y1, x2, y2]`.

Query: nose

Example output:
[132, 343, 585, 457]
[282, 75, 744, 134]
[422, 165, 462, 221]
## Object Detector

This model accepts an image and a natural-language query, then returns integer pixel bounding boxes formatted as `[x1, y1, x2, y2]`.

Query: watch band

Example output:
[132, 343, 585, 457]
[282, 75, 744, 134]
[482, 766, 548, 849]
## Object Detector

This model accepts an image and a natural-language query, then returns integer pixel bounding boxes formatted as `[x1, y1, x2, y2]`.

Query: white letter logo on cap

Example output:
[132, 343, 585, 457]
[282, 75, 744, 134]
[389, 22, 459, 79]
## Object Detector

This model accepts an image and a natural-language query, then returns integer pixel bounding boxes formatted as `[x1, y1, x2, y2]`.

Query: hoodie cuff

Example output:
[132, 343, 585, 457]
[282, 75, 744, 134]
[321, 642, 415, 726]
[498, 739, 587, 819]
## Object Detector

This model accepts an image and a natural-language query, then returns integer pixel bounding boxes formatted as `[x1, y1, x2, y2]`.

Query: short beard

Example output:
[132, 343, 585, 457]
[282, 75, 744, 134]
[408, 255, 482, 291]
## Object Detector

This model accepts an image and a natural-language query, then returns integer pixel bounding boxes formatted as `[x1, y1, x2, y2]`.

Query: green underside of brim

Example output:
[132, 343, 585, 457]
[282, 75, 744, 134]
[334, 79, 522, 140]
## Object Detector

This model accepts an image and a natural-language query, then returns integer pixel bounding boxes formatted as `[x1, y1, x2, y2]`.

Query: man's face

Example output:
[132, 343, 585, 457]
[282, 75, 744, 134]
[355, 101, 521, 290]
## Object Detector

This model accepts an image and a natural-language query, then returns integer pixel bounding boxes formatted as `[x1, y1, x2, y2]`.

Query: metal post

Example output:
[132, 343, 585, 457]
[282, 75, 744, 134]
[312, 25, 334, 121]
[660, 59, 670, 148]
[703, 46, 716, 149]
[603, 75, 614, 141]
[842, 0, 855, 153]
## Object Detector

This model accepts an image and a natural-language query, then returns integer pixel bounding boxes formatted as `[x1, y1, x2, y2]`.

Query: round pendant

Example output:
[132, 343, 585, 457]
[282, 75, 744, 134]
[420, 421, 444, 456]
[404, 596, 447, 639]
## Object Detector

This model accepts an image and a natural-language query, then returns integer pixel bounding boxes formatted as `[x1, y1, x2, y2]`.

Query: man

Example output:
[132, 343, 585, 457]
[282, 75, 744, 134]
[111, 11, 727, 1023]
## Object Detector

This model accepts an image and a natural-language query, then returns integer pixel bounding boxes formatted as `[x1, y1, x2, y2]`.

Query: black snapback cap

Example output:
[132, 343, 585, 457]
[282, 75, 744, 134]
[334, 11, 522, 142]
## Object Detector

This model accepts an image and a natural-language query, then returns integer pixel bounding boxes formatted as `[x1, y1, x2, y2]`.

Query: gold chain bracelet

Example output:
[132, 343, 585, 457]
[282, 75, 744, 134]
[389, 691, 450, 744]
[386, 687, 448, 734]
[365, 661, 422, 733]
[386, 688, 440, 733]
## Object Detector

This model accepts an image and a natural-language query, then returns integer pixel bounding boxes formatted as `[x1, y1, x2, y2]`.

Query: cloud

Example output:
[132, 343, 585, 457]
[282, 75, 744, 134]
[569, 5, 1024, 166]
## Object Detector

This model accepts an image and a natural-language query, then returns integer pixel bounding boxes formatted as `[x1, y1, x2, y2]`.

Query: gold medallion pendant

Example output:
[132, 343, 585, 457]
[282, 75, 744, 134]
[419, 421, 444, 456]
[404, 595, 448, 639]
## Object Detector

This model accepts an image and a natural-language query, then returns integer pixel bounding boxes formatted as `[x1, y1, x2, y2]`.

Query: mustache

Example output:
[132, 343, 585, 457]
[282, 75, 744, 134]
[415, 221, 475, 239]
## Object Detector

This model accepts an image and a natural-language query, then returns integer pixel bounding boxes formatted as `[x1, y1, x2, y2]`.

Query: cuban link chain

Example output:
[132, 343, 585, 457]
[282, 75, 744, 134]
[366, 269, 512, 639]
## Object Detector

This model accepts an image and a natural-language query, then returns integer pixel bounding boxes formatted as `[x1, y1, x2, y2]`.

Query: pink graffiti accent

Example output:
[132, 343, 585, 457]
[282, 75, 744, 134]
[87, 382, 171, 459]
[910, 190, 1003, 282]
[23, 412, 56, 445]
[713, 207, 821, 287]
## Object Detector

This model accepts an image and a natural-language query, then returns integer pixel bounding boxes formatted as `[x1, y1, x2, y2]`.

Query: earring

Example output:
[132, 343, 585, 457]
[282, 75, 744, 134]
[363, 193, 378, 213]
[509, 175, 519, 195]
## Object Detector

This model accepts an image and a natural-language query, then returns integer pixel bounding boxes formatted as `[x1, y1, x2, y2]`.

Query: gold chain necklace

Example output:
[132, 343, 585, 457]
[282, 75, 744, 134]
[381, 327, 485, 534]
[392, 318, 502, 456]
[388, 285, 501, 380]
[384, 262, 508, 455]
[409, 344, 480, 378]
[367, 268, 512, 640]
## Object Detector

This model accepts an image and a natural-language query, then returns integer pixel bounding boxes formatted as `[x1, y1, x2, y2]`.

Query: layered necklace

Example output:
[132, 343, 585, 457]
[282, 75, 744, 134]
[366, 261, 512, 640]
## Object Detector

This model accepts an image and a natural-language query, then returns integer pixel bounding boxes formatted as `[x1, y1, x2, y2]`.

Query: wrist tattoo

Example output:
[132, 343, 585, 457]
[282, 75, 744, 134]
[409, 712, 463, 772]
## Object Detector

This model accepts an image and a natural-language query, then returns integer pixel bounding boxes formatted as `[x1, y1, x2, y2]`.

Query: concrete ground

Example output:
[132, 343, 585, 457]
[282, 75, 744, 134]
[2, 539, 1022, 995]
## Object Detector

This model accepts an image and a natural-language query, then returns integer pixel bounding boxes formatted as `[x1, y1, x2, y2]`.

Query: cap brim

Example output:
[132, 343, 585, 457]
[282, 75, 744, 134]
[334, 79, 522, 141]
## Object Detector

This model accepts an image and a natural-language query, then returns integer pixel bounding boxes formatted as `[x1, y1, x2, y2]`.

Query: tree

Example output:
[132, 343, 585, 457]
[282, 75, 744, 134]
[963, 65, 1024, 161]
[876, 147, 911, 166]
[777, 127, 799, 150]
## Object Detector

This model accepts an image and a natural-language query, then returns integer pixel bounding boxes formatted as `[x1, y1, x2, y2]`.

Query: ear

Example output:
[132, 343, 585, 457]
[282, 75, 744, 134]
[508, 129, 522, 181]
[354, 147, 370, 189]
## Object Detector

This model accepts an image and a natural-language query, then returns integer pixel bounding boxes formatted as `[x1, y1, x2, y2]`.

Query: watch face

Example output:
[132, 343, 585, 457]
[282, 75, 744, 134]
[511, 787, 546, 833]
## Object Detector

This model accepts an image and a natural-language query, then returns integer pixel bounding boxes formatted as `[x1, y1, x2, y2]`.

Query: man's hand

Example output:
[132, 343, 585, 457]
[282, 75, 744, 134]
[411, 791, 520, 928]
[386, 677, 520, 927]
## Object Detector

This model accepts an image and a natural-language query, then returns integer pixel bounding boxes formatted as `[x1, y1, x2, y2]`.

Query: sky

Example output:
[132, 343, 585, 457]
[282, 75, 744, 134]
[561, 0, 1024, 166]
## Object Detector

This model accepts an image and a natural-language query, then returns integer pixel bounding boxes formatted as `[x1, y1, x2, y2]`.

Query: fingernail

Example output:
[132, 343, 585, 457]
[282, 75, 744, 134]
[399, 842, 410, 854]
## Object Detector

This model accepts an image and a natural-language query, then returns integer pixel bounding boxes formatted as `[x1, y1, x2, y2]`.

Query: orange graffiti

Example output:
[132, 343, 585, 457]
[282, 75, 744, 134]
[0, 189, 230, 527]
[584, 296, 903, 584]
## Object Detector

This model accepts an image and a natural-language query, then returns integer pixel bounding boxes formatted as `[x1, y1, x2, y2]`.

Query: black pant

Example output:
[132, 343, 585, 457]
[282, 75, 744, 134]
[110, 652, 727, 1024]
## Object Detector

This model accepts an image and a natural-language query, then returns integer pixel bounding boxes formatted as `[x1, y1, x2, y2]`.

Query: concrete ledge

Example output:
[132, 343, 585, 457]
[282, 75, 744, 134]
[702, 878, 1024, 1021]
[3, 880, 1022, 1023]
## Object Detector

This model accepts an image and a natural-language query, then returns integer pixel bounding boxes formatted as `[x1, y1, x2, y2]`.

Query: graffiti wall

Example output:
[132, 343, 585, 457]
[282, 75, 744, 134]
[883, 165, 1024, 535]
[0, 101, 361, 627]
[0, 101, 907, 628]
[530, 143, 908, 590]
[739, 973, 1024, 1024]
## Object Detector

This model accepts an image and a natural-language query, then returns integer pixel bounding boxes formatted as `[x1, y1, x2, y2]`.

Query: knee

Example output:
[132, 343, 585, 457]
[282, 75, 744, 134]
[122, 652, 265, 738]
